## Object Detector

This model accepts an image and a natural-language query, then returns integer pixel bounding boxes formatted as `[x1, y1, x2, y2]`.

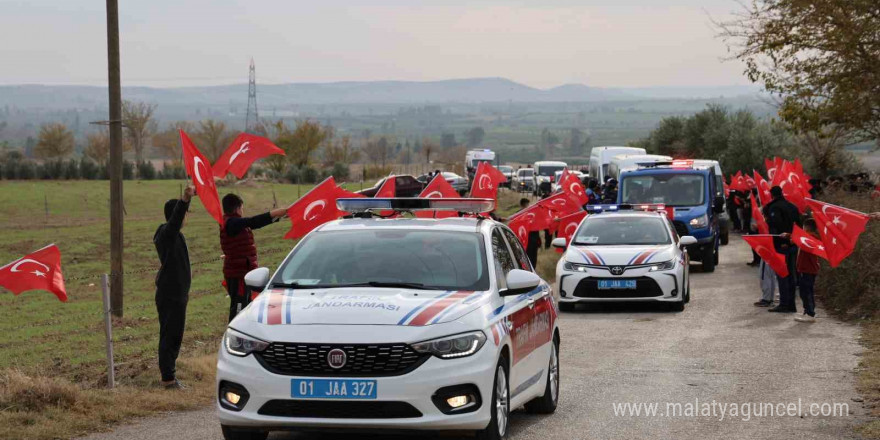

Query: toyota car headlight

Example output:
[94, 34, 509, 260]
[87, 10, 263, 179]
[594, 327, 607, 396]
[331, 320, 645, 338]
[225, 329, 270, 357]
[412, 331, 487, 359]
[689, 214, 708, 228]
[649, 260, 676, 272]
[564, 262, 589, 272]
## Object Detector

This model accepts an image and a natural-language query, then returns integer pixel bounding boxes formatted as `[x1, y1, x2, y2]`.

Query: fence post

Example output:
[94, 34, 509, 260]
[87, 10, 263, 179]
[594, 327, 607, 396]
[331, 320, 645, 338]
[101, 274, 116, 388]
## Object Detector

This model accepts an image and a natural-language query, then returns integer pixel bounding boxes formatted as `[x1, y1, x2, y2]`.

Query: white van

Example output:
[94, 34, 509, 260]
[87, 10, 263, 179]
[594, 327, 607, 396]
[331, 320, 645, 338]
[465, 149, 496, 181]
[589, 146, 647, 183]
[607, 154, 673, 181]
[533, 160, 568, 196]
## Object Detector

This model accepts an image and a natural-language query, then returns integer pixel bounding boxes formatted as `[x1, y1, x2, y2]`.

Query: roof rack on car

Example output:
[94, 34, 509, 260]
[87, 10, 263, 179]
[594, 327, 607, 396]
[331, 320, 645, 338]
[337, 198, 496, 215]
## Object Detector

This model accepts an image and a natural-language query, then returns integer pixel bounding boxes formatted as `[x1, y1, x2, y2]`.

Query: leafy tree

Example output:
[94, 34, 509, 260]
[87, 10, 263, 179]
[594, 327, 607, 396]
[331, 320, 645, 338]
[35, 123, 75, 159]
[465, 127, 486, 148]
[152, 121, 194, 163]
[323, 134, 360, 166]
[121, 100, 157, 163]
[285, 120, 330, 168]
[363, 136, 394, 167]
[193, 119, 233, 162]
[719, 0, 880, 141]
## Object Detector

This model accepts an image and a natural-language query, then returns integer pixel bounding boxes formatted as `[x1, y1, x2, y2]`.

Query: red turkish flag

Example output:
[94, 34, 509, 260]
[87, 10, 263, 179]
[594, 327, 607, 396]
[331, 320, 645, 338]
[507, 214, 531, 250]
[554, 210, 587, 244]
[753, 170, 772, 206]
[751, 196, 769, 234]
[537, 192, 581, 216]
[470, 162, 507, 200]
[559, 169, 589, 206]
[416, 174, 460, 219]
[375, 176, 396, 198]
[768, 157, 785, 185]
[509, 204, 553, 232]
[0, 244, 67, 302]
[284, 177, 349, 240]
[742, 235, 789, 278]
[730, 171, 749, 192]
[180, 130, 224, 227]
[791, 225, 828, 261]
[212, 133, 285, 179]
[806, 198, 869, 266]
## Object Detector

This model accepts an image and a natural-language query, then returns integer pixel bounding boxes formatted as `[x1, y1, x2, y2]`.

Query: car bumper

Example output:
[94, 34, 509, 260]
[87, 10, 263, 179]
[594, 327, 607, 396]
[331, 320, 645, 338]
[216, 340, 497, 431]
[556, 266, 683, 303]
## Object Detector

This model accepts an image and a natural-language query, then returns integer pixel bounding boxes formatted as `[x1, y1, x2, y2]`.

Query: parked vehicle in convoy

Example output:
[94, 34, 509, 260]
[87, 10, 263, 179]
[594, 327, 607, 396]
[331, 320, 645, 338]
[217, 199, 561, 440]
[465, 149, 496, 183]
[551, 170, 585, 192]
[512, 168, 535, 193]
[606, 154, 672, 181]
[357, 175, 425, 197]
[691, 159, 730, 245]
[553, 205, 695, 311]
[418, 172, 470, 196]
[533, 161, 567, 197]
[497, 166, 514, 188]
[617, 162, 725, 272]
[588, 146, 647, 184]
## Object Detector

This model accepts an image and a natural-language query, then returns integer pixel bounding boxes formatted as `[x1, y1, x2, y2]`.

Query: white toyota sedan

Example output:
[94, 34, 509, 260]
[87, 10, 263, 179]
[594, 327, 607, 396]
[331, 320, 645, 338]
[217, 199, 560, 440]
[553, 205, 697, 312]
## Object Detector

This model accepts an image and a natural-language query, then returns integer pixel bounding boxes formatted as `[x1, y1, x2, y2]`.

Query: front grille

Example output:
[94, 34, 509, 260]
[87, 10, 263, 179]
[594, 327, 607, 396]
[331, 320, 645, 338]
[573, 277, 664, 298]
[259, 400, 423, 419]
[672, 221, 689, 238]
[255, 343, 429, 377]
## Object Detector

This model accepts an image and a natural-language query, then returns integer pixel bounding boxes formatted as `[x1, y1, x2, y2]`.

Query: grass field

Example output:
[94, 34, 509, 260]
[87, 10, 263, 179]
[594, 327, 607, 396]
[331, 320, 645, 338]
[0, 179, 560, 439]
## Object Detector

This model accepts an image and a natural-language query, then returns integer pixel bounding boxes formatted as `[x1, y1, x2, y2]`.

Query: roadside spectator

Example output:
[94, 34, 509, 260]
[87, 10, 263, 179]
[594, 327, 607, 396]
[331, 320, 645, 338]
[602, 179, 618, 204]
[518, 198, 541, 266]
[753, 259, 777, 307]
[792, 218, 820, 322]
[727, 190, 742, 232]
[765, 186, 802, 314]
[153, 185, 195, 390]
[220, 194, 288, 322]
[585, 180, 600, 205]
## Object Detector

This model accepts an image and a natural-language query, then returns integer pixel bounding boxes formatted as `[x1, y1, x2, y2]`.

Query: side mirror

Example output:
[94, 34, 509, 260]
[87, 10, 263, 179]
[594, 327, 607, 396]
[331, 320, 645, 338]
[679, 236, 698, 247]
[713, 196, 725, 214]
[551, 237, 567, 249]
[501, 269, 542, 296]
[244, 267, 271, 291]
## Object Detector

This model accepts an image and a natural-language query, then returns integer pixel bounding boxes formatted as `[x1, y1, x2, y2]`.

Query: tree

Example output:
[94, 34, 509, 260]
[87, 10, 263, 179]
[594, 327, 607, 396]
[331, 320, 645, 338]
[152, 121, 194, 163]
[465, 127, 486, 148]
[323, 134, 361, 166]
[193, 119, 233, 162]
[719, 0, 880, 141]
[285, 120, 330, 168]
[363, 136, 394, 167]
[422, 138, 435, 164]
[84, 130, 110, 164]
[121, 100, 157, 163]
[34, 123, 75, 159]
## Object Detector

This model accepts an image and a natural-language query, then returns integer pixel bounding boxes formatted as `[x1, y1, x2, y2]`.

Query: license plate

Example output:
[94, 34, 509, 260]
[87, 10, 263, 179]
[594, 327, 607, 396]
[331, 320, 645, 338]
[291, 379, 377, 400]
[598, 279, 637, 290]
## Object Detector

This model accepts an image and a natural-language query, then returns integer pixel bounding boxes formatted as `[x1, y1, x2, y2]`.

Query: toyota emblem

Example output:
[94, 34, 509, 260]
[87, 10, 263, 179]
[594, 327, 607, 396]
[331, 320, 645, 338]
[327, 349, 347, 369]
[611, 266, 624, 275]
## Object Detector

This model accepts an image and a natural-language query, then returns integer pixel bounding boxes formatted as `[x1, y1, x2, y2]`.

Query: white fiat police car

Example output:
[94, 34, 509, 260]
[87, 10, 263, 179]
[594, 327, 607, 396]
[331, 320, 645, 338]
[217, 199, 560, 440]
[553, 205, 697, 312]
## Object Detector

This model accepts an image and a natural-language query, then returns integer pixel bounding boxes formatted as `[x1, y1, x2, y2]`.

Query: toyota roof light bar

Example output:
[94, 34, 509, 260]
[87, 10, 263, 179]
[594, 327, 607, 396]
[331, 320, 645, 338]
[584, 203, 667, 213]
[337, 198, 496, 214]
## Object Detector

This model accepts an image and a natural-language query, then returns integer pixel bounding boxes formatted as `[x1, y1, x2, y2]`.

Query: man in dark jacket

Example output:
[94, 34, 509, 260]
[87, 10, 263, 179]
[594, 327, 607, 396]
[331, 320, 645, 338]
[220, 194, 287, 322]
[154, 186, 195, 389]
[763, 186, 801, 313]
[518, 198, 542, 266]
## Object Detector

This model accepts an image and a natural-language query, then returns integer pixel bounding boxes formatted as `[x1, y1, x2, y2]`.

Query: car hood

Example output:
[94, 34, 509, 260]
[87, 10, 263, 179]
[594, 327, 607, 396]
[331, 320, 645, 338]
[241, 288, 492, 326]
[566, 245, 675, 266]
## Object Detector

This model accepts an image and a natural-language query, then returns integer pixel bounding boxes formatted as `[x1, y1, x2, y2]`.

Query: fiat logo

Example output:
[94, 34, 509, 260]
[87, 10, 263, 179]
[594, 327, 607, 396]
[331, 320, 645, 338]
[327, 349, 347, 369]
[610, 266, 624, 275]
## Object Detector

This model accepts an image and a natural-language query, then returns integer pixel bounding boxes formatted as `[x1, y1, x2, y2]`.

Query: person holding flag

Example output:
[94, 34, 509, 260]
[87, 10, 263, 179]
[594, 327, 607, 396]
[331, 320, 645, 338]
[153, 184, 196, 389]
[219, 194, 289, 322]
[783, 219, 822, 322]
[764, 186, 802, 313]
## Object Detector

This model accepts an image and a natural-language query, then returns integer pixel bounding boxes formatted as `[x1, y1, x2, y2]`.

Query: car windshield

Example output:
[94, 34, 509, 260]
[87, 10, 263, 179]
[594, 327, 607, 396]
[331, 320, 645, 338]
[538, 166, 565, 176]
[441, 172, 459, 179]
[270, 230, 490, 291]
[573, 216, 671, 246]
[621, 173, 705, 207]
[519, 169, 534, 177]
[498, 166, 512, 173]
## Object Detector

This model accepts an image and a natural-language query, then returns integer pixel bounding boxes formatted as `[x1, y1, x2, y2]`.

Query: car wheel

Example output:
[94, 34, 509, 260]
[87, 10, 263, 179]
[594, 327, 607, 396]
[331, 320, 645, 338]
[477, 358, 510, 440]
[684, 272, 691, 303]
[701, 246, 716, 272]
[713, 245, 719, 265]
[558, 302, 576, 312]
[525, 337, 560, 414]
[221, 425, 268, 440]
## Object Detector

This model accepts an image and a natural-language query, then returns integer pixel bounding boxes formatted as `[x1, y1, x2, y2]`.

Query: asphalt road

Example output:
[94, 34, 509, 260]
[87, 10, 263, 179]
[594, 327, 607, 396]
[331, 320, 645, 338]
[82, 237, 866, 440]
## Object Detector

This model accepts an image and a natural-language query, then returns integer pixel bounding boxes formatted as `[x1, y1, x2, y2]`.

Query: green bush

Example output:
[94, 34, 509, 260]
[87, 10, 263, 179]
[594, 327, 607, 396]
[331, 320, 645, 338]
[137, 161, 156, 180]
[122, 161, 134, 180]
[364, 165, 394, 180]
[284, 165, 301, 184]
[41, 160, 65, 180]
[300, 165, 319, 184]
[16, 161, 36, 180]
[158, 162, 185, 180]
[79, 159, 100, 180]
[64, 159, 80, 180]
[328, 163, 350, 181]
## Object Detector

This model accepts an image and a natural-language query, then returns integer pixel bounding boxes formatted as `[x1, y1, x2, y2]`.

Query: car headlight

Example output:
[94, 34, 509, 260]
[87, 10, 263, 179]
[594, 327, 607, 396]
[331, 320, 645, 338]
[225, 329, 269, 357]
[563, 262, 589, 272]
[689, 214, 708, 228]
[649, 260, 676, 271]
[412, 331, 487, 359]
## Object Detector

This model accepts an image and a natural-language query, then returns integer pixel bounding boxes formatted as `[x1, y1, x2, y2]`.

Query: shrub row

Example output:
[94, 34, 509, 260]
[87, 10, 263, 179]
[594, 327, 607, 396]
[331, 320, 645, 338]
[0, 158, 190, 181]
[281, 163, 350, 184]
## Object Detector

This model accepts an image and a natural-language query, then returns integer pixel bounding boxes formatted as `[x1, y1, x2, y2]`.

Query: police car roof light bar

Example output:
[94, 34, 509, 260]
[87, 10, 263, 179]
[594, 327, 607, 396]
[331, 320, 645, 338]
[636, 160, 695, 169]
[584, 203, 666, 213]
[337, 198, 495, 214]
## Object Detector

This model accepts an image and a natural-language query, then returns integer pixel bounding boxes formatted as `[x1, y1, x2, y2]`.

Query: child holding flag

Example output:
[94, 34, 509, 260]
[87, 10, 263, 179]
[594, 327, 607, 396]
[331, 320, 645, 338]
[787, 218, 821, 322]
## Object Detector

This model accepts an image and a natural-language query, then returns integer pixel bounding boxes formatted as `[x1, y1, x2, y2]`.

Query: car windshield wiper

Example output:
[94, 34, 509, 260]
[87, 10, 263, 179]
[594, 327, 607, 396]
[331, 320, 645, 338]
[334, 281, 440, 290]
[269, 282, 312, 289]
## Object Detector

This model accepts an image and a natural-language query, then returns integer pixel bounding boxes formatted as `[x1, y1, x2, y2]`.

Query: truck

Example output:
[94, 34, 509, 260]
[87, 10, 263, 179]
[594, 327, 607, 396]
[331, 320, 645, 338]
[589, 146, 647, 184]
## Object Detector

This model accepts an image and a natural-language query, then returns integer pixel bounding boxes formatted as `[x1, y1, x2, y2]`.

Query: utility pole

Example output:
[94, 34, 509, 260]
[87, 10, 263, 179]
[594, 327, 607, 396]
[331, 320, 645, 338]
[106, 0, 124, 317]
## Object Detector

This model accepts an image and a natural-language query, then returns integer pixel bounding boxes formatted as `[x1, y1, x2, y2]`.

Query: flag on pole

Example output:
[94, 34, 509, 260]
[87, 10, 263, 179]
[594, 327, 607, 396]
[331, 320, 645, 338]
[212, 133, 285, 179]
[742, 235, 789, 278]
[180, 130, 224, 226]
[791, 225, 828, 261]
[0, 244, 67, 302]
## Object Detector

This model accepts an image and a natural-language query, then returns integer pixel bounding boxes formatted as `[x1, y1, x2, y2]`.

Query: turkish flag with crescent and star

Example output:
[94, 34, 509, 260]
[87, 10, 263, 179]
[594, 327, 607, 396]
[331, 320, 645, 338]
[742, 235, 789, 278]
[212, 133, 285, 179]
[753, 170, 772, 206]
[751, 196, 769, 234]
[553, 210, 587, 252]
[507, 213, 531, 250]
[509, 204, 553, 232]
[791, 225, 829, 261]
[558, 168, 589, 206]
[470, 162, 507, 200]
[536, 192, 581, 217]
[284, 177, 362, 240]
[806, 198, 869, 267]
[416, 174, 461, 219]
[0, 244, 67, 302]
[375, 176, 396, 198]
[180, 130, 225, 227]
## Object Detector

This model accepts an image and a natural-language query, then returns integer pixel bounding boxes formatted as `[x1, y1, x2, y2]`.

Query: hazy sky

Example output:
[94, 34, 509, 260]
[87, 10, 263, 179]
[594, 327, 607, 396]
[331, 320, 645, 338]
[0, 0, 749, 88]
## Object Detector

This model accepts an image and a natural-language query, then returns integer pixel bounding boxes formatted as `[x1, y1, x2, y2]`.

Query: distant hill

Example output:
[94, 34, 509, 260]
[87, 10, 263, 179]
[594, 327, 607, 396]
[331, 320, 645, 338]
[0, 78, 762, 109]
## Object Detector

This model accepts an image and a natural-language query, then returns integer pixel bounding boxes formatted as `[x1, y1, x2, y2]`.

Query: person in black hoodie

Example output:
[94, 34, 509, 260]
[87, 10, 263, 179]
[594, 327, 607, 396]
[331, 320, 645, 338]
[764, 186, 801, 313]
[153, 185, 195, 389]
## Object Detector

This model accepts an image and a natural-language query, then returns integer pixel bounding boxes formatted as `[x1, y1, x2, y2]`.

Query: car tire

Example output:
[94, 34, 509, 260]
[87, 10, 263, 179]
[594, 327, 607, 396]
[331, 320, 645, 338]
[701, 246, 716, 272]
[525, 337, 560, 414]
[477, 357, 510, 440]
[684, 272, 691, 303]
[558, 302, 576, 312]
[670, 301, 685, 312]
[221, 425, 268, 440]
